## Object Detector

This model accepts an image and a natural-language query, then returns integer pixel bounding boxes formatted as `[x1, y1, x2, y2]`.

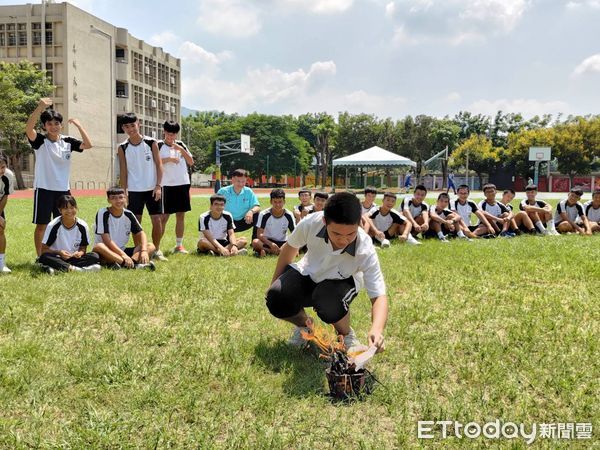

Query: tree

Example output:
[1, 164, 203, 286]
[297, 112, 336, 187]
[505, 127, 554, 179]
[0, 61, 53, 188]
[450, 134, 500, 188]
[552, 119, 594, 187]
[429, 119, 460, 189]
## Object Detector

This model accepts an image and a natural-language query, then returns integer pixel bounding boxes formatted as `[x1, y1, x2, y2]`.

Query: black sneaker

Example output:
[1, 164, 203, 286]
[108, 263, 122, 270]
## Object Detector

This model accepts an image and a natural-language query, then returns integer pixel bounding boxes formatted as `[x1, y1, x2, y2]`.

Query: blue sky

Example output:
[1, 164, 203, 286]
[4, 0, 600, 118]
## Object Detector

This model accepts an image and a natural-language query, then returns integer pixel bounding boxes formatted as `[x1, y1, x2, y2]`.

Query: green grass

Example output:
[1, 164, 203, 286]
[0, 196, 599, 448]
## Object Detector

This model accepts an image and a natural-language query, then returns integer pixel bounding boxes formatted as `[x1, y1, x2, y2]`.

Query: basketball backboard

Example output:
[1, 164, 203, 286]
[241, 134, 251, 154]
[529, 147, 551, 161]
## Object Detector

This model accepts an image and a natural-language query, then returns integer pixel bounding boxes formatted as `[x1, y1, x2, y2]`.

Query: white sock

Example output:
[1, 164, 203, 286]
[407, 234, 418, 243]
[535, 221, 545, 232]
[176, 238, 183, 247]
[437, 231, 445, 239]
[547, 220, 556, 231]
[457, 230, 466, 238]
[0, 253, 4, 269]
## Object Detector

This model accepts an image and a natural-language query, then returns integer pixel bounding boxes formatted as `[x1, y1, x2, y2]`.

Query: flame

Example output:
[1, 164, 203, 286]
[300, 319, 346, 356]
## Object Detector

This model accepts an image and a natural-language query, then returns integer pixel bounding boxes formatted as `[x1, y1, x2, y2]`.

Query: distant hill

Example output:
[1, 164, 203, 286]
[181, 106, 199, 117]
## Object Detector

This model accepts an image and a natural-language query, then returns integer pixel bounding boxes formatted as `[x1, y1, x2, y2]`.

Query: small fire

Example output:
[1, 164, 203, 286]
[300, 318, 346, 357]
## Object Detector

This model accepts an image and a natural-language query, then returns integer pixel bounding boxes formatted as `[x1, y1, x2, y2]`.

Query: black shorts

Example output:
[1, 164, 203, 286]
[234, 212, 259, 232]
[216, 238, 230, 247]
[128, 190, 163, 216]
[265, 239, 287, 248]
[468, 225, 478, 232]
[32, 188, 70, 225]
[124, 247, 136, 257]
[266, 265, 357, 324]
[163, 184, 191, 214]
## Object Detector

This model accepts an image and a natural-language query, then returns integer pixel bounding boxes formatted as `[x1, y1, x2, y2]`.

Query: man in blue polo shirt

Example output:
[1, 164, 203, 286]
[217, 169, 261, 232]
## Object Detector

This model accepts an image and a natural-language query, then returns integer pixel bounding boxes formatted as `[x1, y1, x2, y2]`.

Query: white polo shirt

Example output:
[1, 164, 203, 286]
[199, 211, 235, 240]
[369, 207, 406, 232]
[29, 132, 83, 191]
[583, 201, 600, 223]
[451, 199, 479, 225]
[257, 207, 295, 242]
[158, 140, 191, 186]
[554, 199, 585, 225]
[401, 196, 428, 218]
[120, 137, 157, 192]
[94, 207, 143, 249]
[286, 212, 386, 298]
[42, 217, 91, 252]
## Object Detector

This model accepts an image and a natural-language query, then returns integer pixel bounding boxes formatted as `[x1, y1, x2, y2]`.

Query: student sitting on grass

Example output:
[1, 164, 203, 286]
[92, 188, 156, 271]
[517, 185, 558, 235]
[451, 184, 495, 238]
[554, 188, 590, 235]
[368, 192, 419, 247]
[266, 192, 387, 353]
[197, 194, 248, 257]
[501, 188, 537, 235]
[309, 192, 329, 214]
[400, 184, 430, 239]
[360, 186, 379, 236]
[38, 195, 101, 275]
[581, 189, 600, 234]
[252, 189, 296, 257]
[293, 188, 313, 222]
[0, 155, 14, 274]
[477, 184, 514, 237]
[427, 192, 475, 242]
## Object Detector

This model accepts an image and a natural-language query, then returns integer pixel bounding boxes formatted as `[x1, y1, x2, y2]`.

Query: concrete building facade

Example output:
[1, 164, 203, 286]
[0, 1, 181, 189]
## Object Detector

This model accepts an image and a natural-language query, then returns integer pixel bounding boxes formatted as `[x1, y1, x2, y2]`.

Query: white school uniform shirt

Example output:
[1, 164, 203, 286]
[361, 202, 378, 216]
[120, 137, 157, 192]
[451, 199, 479, 225]
[286, 212, 386, 299]
[583, 201, 600, 223]
[429, 204, 453, 220]
[157, 140, 191, 186]
[554, 199, 585, 225]
[198, 211, 235, 240]
[29, 132, 83, 191]
[0, 169, 15, 200]
[94, 207, 143, 249]
[369, 207, 406, 232]
[401, 196, 428, 218]
[42, 217, 91, 252]
[477, 200, 510, 225]
[257, 207, 295, 242]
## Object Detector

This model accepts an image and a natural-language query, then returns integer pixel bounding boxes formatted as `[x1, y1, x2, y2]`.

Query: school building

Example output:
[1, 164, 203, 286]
[0, 1, 181, 189]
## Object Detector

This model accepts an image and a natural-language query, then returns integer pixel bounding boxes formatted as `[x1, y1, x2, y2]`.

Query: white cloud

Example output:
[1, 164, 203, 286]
[572, 54, 600, 77]
[179, 41, 233, 66]
[342, 90, 406, 113]
[468, 98, 570, 116]
[386, 0, 531, 46]
[148, 31, 179, 49]
[566, 0, 600, 9]
[281, 0, 354, 14]
[446, 92, 461, 102]
[197, 0, 262, 38]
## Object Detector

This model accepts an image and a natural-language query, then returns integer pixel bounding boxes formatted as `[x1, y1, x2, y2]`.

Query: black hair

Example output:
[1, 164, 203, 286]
[324, 192, 361, 225]
[457, 184, 470, 193]
[525, 185, 538, 192]
[270, 188, 285, 200]
[414, 184, 427, 193]
[210, 194, 226, 205]
[483, 183, 496, 193]
[364, 186, 377, 195]
[120, 112, 138, 126]
[56, 194, 77, 210]
[231, 168, 247, 177]
[437, 192, 450, 200]
[298, 188, 311, 196]
[570, 187, 584, 196]
[383, 191, 397, 200]
[163, 120, 180, 133]
[314, 192, 329, 200]
[40, 109, 63, 125]
[0, 154, 7, 165]
[107, 187, 126, 197]
[503, 189, 516, 195]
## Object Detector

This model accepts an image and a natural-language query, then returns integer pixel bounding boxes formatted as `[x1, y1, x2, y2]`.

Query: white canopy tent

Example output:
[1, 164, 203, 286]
[331, 146, 416, 189]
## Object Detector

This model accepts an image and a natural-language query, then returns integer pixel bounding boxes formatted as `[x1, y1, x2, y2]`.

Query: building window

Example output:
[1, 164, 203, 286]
[45, 22, 53, 45]
[45, 63, 54, 84]
[18, 31, 27, 46]
[115, 47, 126, 61]
[7, 32, 16, 46]
[116, 80, 128, 98]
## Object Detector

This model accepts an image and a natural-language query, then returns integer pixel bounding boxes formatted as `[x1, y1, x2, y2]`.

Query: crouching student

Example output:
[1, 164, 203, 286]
[92, 188, 156, 270]
[266, 192, 387, 353]
[197, 194, 248, 256]
[38, 195, 100, 274]
[554, 188, 590, 235]
[581, 189, 600, 233]
[252, 189, 295, 257]
[427, 192, 475, 241]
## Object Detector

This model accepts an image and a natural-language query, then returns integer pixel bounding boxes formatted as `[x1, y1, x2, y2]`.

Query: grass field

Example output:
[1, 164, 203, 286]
[0, 195, 599, 448]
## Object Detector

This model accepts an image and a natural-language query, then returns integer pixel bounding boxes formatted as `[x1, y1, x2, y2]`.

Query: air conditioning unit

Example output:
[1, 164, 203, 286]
[151, 130, 157, 138]
[150, 99, 157, 108]
[170, 76, 175, 85]
[144, 65, 150, 75]
[164, 102, 170, 111]
[170, 106, 175, 114]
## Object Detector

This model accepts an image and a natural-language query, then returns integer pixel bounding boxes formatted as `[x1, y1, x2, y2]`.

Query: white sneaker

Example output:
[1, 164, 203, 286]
[380, 239, 391, 248]
[288, 326, 309, 348]
[81, 264, 102, 272]
[439, 237, 450, 243]
[152, 250, 169, 261]
[237, 248, 248, 256]
[406, 235, 422, 245]
[343, 328, 368, 353]
[1, 266, 11, 274]
[548, 229, 560, 236]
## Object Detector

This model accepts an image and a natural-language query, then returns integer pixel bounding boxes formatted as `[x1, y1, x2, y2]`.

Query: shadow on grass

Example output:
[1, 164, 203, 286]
[253, 339, 327, 398]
